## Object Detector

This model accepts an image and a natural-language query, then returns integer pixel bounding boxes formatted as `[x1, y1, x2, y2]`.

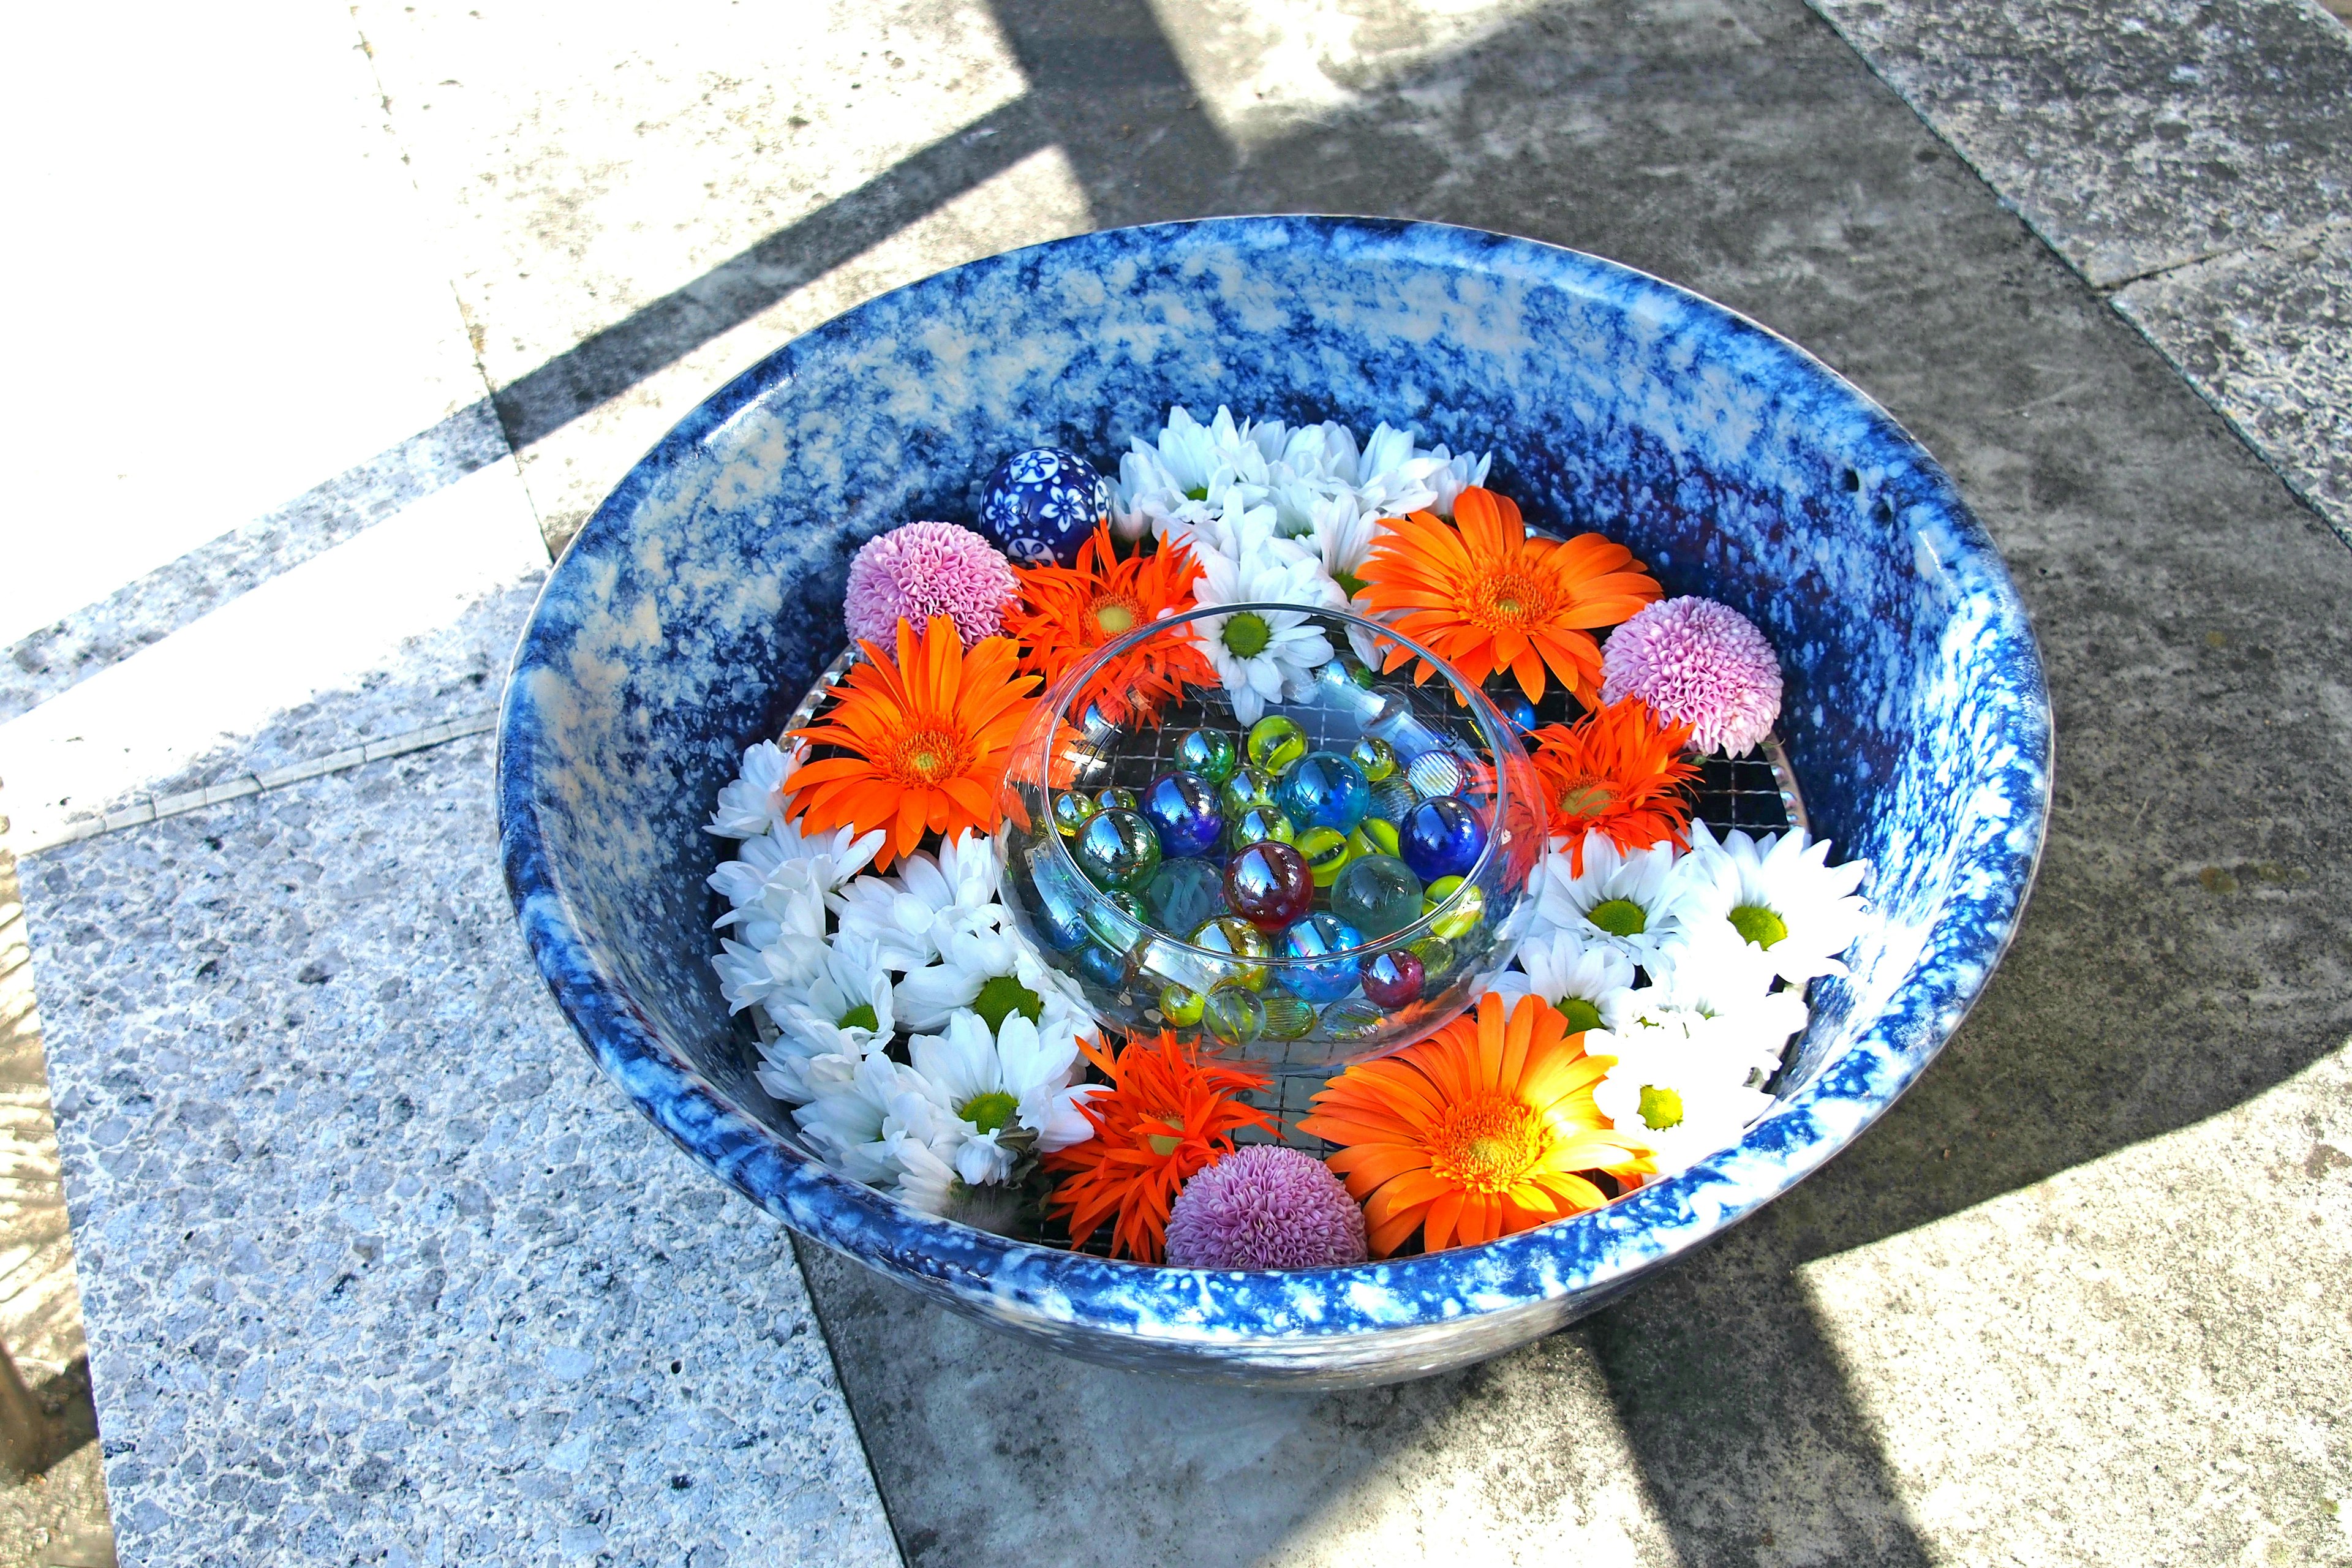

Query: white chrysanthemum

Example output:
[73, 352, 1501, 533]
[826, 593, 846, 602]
[707, 883, 829, 1011]
[1589, 1023, 1776, 1177]
[1348, 421, 1455, 520]
[1112, 405, 1281, 542]
[1189, 527, 1345, 726]
[1611, 951, 1809, 1084]
[704, 741, 797, 839]
[1482, 927, 1639, 1035]
[793, 1053, 927, 1185]
[709, 814, 884, 938]
[1424, 442, 1493, 516]
[829, 829, 1004, 971]
[1669, 822, 1869, 985]
[756, 941, 897, 1101]
[893, 922, 1095, 1038]
[904, 1010, 1101, 1185]
[1523, 833, 1697, 967]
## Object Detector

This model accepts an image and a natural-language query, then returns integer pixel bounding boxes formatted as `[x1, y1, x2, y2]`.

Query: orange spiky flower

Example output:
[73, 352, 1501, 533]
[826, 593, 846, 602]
[784, 614, 1041, 872]
[1297, 993, 1653, 1257]
[1354, 487, 1661, 706]
[1001, 526, 1215, 726]
[1043, 1031, 1273, 1263]
[1528, 698, 1699, 873]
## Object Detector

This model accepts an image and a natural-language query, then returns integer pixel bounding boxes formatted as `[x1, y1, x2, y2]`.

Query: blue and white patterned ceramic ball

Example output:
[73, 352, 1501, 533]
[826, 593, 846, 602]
[978, 447, 1112, 567]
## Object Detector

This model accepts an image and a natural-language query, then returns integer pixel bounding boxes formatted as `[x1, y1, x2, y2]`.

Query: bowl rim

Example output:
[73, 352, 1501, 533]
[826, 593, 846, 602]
[1020, 596, 1534, 966]
[497, 213, 2052, 1351]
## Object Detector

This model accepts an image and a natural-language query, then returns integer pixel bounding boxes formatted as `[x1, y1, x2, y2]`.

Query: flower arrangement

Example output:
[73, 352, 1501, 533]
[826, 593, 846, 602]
[702, 404, 1869, 1263]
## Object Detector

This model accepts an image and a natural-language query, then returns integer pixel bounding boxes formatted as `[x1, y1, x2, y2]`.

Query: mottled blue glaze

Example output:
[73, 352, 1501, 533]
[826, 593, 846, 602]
[977, 446, 1112, 566]
[497, 217, 2050, 1390]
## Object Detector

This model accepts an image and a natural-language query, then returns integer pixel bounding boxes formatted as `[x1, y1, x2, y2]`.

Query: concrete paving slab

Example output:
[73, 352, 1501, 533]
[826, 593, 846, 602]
[2116, 220, 2352, 539]
[17, 732, 898, 1567]
[1809, 0, 2352, 289]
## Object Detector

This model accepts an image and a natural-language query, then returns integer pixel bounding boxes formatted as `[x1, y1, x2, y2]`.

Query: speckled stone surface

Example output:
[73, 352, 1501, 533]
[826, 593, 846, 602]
[2116, 221, 2352, 540]
[19, 733, 897, 1567]
[1811, 0, 2352, 288]
[499, 214, 2049, 1386]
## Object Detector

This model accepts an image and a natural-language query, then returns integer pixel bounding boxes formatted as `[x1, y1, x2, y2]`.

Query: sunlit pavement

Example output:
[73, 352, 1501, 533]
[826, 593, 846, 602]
[1, 1, 2348, 1563]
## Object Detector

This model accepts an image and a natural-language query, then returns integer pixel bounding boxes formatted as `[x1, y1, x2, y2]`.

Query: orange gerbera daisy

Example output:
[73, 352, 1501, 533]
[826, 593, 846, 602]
[1002, 526, 1214, 726]
[1355, 487, 1661, 706]
[1528, 698, 1699, 872]
[1297, 993, 1653, 1257]
[1044, 1031, 1273, 1263]
[784, 614, 1041, 872]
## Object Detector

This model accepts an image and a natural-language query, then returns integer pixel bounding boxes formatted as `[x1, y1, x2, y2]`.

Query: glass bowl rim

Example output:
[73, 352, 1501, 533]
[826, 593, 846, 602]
[1020, 597, 1531, 967]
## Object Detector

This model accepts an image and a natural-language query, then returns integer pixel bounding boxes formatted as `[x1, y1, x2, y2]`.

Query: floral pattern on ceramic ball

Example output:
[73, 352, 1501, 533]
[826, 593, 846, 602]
[978, 446, 1113, 567]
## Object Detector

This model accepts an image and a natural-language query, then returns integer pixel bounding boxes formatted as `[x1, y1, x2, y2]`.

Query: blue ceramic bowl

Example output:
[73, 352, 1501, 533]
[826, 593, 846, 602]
[497, 216, 2049, 1390]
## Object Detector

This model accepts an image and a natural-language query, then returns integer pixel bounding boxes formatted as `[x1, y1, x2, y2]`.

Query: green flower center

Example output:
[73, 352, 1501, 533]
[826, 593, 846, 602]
[1183, 485, 1210, 502]
[1587, 897, 1648, 938]
[1557, 782, 1616, 818]
[1144, 1114, 1185, 1158]
[1332, 567, 1368, 600]
[1092, 600, 1136, 635]
[959, 1090, 1019, 1134]
[1221, 611, 1273, 659]
[1638, 1084, 1684, 1131]
[1728, 903, 1790, 950]
[971, 974, 1044, 1032]
[836, 1001, 880, 1033]
[1559, 996, 1604, 1034]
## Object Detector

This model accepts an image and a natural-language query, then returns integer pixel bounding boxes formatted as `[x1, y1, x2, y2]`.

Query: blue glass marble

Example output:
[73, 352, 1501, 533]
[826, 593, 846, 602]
[1139, 771, 1223, 859]
[1329, 854, 1425, 940]
[1072, 807, 1162, 892]
[1503, 697, 1540, 733]
[1075, 943, 1129, 990]
[1279, 914, 1365, 1003]
[1025, 846, 1093, 952]
[1142, 858, 1226, 937]
[1400, 797, 1487, 882]
[978, 446, 1112, 567]
[500, 215, 2051, 1390]
[1275, 750, 1372, 833]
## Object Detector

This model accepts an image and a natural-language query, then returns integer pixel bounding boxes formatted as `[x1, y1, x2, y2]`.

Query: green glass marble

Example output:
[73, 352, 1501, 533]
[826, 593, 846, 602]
[1329, 854, 1425, 940]
[1219, 766, 1281, 816]
[1422, 875, 1485, 940]
[1159, 983, 1206, 1028]
[1295, 826, 1354, 888]
[1348, 736, 1399, 784]
[1051, 790, 1099, 839]
[1072, 807, 1161, 892]
[1202, 983, 1267, 1047]
[1261, 993, 1317, 1041]
[1083, 889, 1150, 952]
[1409, 933, 1459, 986]
[1191, 916, 1274, 991]
[1173, 728, 1238, 786]
[1245, 714, 1308, 774]
[1093, 785, 1139, 813]
[1319, 997, 1388, 1041]
[1348, 818, 1401, 861]
[1225, 804, 1295, 853]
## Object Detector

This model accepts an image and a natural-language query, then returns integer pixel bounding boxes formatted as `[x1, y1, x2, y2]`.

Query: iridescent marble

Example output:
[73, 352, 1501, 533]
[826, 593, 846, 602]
[1142, 858, 1226, 937]
[1359, 948, 1427, 1009]
[1174, 728, 1238, 786]
[1224, 842, 1315, 931]
[1191, 917, 1274, 992]
[1275, 750, 1373, 834]
[1349, 736, 1399, 784]
[1246, 715, 1308, 774]
[1224, 804, 1295, 854]
[1139, 771, 1223, 860]
[1218, 767, 1281, 817]
[1399, 797, 1487, 883]
[1073, 808, 1161, 893]
[1279, 914, 1366, 1003]
[1329, 854, 1425, 940]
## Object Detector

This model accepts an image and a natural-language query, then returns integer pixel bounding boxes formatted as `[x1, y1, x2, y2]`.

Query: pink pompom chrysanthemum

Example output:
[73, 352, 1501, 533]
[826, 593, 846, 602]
[1602, 595, 1782, 758]
[844, 521, 1017, 649]
[1164, 1144, 1368, 1271]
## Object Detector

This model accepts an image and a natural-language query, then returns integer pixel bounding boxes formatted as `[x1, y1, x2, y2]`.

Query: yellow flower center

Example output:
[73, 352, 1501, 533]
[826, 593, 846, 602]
[889, 724, 968, 785]
[1728, 903, 1789, 949]
[1144, 1112, 1185, 1158]
[1469, 564, 1555, 628]
[1091, 595, 1138, 636]
[1428, 1091, 1546, 1194]
[1556, 778, 1616, 818]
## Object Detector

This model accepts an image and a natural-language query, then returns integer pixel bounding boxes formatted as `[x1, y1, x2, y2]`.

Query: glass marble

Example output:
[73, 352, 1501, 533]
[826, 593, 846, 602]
[1348, 818, 1400, 861]
[1051, 790, 1099, 838]
[1093, 786, 1138, 813]
[1245, 714, 1308, 774]
[1075, 942, 1129, 990]
[1159, 983, 1206, 1028]
[1191, 917, 1273, 991]
[1224, 804, 1295, 854]
[1349, 736, 1399, 783]
[1275, 750, 1372, 833]
[1406, 752, 1467, 800]
[1502, 696, 1540, 733]
[1025, 845, 1093, 952]
[1359, 948, 1425, 1009]
[1142, 858, 1226, 937]
[1073, 807, 1163, 892]
[1320, 997, 1388, 1041]
[1140, 770, 1224, 859]
[1329, 854, 1425, 940]
[1224, 841, 1315, 931]
[1219, 766, 1281, 816]
[1422, 875, 1485, 940]
[1173, 728, 1238, 786]
[1400, 796, 1488, 883]
[1408, 934, 1458, 987]
[1295, 826, 1354, 888]
[1368, 776, 1419, 823]
[1083, 890, 1150, 952]
[1202, 983, 1267, 1047]
[1278, 913, 1365, 1003]
[1261, 993, 1317, 1041]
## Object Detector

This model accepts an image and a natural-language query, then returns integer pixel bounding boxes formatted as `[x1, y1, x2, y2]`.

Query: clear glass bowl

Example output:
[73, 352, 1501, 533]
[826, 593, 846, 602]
[996, 602, 1545, 1073]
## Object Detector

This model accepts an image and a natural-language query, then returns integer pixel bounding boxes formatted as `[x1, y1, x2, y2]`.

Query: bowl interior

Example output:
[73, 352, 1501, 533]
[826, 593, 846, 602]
[499, 217, 2048, 1343]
